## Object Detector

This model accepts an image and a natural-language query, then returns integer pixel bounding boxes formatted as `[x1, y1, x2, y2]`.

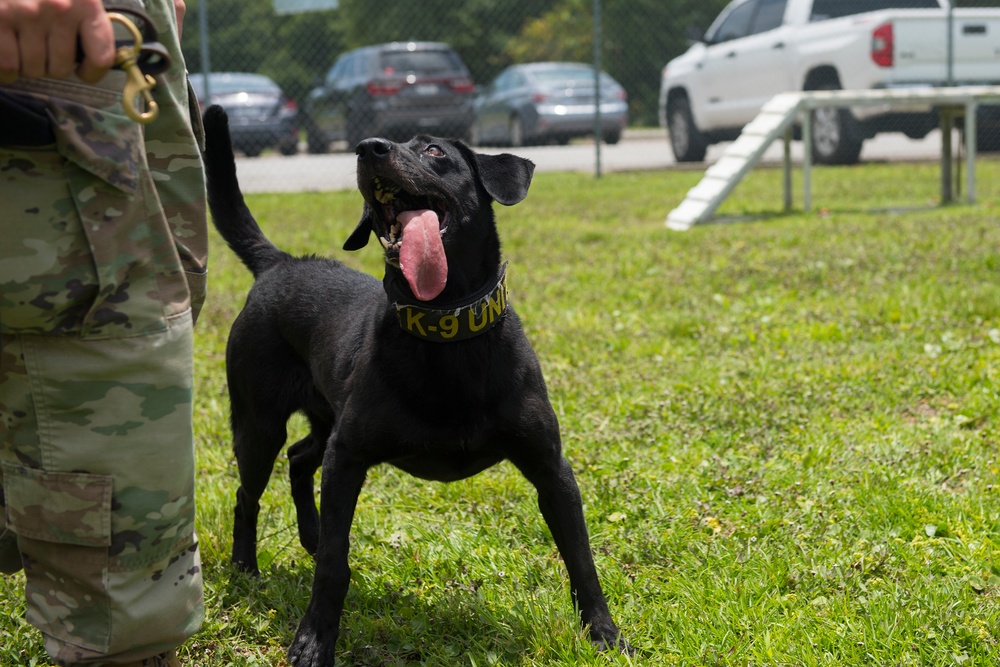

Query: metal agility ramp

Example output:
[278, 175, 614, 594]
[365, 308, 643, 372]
[666, 86, 1000, 231]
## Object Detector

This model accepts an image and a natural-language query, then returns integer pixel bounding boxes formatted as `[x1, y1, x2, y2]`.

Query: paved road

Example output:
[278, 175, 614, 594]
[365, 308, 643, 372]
[232, 128, 957, 194]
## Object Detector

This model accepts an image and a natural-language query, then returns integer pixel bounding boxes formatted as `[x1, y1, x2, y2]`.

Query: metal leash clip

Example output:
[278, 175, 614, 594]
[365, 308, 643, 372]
[108, 12, 158, 124]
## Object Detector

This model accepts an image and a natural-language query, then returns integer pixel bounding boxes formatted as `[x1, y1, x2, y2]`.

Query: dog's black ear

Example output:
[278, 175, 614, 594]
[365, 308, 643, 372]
[472, 151, 535, 206]
[343, 203, 375, 250]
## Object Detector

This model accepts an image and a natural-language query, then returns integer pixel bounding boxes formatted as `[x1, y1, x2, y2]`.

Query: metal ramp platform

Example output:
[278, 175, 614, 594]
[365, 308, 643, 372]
[666, 86, 1000, 231]
[666, 93, 802, 231]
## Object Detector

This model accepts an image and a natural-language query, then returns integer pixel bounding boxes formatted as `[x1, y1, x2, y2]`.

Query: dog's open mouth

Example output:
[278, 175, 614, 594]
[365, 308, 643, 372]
[371, 176, 450, 301]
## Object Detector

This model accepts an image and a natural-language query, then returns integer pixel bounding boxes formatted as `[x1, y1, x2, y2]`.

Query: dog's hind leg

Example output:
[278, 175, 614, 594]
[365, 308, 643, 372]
[288, 418, 331, 556]
[508, 442, 632, 654]
[231, 433, 286, 574]
[230, 396, 293, 575]
[228, 330, 318, 574]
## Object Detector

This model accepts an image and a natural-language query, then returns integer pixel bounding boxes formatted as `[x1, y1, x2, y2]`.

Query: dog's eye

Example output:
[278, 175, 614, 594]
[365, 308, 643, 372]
[424, 145, 445, 157]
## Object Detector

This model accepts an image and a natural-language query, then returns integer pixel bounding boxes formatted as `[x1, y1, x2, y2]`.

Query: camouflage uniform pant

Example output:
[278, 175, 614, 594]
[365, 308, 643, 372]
[0, 2, 208, 664]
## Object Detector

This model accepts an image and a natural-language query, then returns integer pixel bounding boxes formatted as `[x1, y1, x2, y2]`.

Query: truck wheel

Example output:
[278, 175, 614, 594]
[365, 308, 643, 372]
[668, 95, 707, 162]
[809, 85, 863, 165]
[977, 129, 1000, 153]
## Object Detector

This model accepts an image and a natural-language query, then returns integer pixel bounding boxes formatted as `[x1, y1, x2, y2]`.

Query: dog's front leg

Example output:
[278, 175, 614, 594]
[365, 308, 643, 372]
[287, 443, 368, 667]
[510, 447, 632, 654]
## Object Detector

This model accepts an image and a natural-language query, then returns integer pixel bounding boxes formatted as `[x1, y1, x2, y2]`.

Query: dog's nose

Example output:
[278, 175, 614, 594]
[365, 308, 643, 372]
[356, 138, 393, 161]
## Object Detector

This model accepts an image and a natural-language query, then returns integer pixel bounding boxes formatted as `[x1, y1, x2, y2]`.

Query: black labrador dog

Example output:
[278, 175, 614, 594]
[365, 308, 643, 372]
[201, 105, 630, 665]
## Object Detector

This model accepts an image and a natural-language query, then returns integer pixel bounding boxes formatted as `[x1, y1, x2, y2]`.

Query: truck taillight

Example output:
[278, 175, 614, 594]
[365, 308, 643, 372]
[871, 22, 894, 67]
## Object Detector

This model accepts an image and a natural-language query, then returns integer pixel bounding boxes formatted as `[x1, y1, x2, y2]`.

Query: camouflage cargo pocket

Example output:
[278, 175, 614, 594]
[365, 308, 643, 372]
[2, 462, 113, 653]
[0, 86, 190, 339]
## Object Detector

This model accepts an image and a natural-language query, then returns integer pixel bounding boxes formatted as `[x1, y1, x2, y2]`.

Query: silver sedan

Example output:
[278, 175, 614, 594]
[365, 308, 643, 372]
[472, 62, 628, 147]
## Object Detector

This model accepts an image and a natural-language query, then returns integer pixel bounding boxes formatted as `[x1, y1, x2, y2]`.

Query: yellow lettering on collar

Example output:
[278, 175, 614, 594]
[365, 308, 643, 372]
[405, 309, 427, 337]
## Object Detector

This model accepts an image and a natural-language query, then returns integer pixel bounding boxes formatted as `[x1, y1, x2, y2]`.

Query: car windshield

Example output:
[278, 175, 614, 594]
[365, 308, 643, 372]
[380, 51, 461, 75]
[193, 74, 280, 96]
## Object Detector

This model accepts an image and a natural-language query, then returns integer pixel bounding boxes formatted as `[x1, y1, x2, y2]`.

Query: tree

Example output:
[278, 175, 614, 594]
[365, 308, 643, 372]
[505, 0, 592, 64]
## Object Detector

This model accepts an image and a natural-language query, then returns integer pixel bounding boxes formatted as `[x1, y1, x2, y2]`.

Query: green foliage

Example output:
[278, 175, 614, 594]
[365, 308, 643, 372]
[505, 0, 593, 63]
[5, 161, 1000, 665]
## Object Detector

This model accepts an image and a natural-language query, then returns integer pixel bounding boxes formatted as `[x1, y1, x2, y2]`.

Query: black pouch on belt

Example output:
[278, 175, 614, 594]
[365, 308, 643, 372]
[0, 89, 55, 146]
[73, 2, 172, 78]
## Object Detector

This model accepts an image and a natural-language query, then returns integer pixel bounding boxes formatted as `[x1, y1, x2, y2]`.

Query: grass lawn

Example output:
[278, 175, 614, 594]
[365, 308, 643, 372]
[3, 159, 1000, 666]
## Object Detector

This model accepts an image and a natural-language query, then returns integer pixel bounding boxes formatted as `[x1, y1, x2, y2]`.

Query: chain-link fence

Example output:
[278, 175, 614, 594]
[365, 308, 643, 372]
[180, 0, 1000, 199]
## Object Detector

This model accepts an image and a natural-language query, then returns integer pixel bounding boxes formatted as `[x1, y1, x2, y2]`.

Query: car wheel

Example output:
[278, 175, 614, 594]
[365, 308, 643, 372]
[304, 117, 328, 154]
[508, 115, 525, 148]
[243, 145, 262, 158]
[808, 84, 863, 165]
[279, 141, 298, 156]
[603, 129, 622, 145]
[345, 109, 374, 153]
[667, 95, 707, 162]
[346, 121, 365, 152]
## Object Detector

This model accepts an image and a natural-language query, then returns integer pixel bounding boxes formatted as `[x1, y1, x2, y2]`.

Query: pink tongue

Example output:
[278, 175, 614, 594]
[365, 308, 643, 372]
[397, 209, 447, 301]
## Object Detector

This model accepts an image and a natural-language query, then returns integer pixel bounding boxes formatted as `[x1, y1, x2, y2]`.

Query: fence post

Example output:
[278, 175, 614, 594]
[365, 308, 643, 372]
[197, 0, 212, 101]
[593, 0, 602, 178]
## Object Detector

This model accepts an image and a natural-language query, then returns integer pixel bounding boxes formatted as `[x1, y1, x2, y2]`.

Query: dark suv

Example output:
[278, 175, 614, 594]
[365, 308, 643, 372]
[302, 41, 475, 153]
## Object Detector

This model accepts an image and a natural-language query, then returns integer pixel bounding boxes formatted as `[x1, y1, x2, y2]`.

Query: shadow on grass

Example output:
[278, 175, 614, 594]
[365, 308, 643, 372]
[217, 559, 538, 666]
[707, 202, 946, 226]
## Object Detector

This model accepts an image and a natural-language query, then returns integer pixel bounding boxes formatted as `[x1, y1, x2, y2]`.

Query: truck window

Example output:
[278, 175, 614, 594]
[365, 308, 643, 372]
[810, 0, 939, 21]
[710, 0, 759, 42]
[751, 0, 788, 33]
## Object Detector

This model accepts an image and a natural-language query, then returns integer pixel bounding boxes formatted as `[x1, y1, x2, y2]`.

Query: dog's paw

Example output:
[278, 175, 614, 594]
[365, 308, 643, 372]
[287, 614, 339, 666]
[589, 628, 634, 656]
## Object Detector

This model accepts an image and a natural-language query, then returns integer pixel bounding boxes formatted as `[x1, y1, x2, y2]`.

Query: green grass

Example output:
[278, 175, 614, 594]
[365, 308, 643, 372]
[4, 159, 1000, 666]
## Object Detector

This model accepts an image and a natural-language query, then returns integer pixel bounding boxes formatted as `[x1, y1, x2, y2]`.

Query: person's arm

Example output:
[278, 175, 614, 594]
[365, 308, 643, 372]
[0, 0, 115, 84]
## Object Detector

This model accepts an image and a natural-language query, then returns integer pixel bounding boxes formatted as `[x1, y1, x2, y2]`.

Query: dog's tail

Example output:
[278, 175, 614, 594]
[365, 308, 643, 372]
[202, 105, 289, 278]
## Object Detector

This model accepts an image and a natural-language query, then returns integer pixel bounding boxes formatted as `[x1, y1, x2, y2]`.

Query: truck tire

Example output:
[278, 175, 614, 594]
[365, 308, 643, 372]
[978, 133, 1000, 153]
[808, 84, 863, 165]
[668, 95, 707, 163]
[977, 127, 1000, 152]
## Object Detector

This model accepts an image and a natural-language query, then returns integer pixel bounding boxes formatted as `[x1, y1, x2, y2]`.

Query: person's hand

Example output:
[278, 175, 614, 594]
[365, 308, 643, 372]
[174, 0, 185, 38]
[0, 0, 115, 84]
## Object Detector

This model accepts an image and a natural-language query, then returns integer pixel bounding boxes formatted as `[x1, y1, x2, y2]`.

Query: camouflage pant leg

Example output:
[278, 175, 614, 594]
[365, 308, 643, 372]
[0, 68, 204, 665]
[0, 323, 202, 664]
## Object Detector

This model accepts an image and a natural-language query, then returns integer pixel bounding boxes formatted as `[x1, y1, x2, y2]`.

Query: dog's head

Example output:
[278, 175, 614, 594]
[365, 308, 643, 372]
[347, 136, 534, 303]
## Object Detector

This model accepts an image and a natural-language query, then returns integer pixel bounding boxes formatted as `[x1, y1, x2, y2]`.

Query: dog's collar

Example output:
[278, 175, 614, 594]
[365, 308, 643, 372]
[393, 264, 509, 343]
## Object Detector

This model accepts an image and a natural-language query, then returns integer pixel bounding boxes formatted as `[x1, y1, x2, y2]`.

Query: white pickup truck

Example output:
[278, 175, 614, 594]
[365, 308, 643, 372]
[658, 0, 1000, 164]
